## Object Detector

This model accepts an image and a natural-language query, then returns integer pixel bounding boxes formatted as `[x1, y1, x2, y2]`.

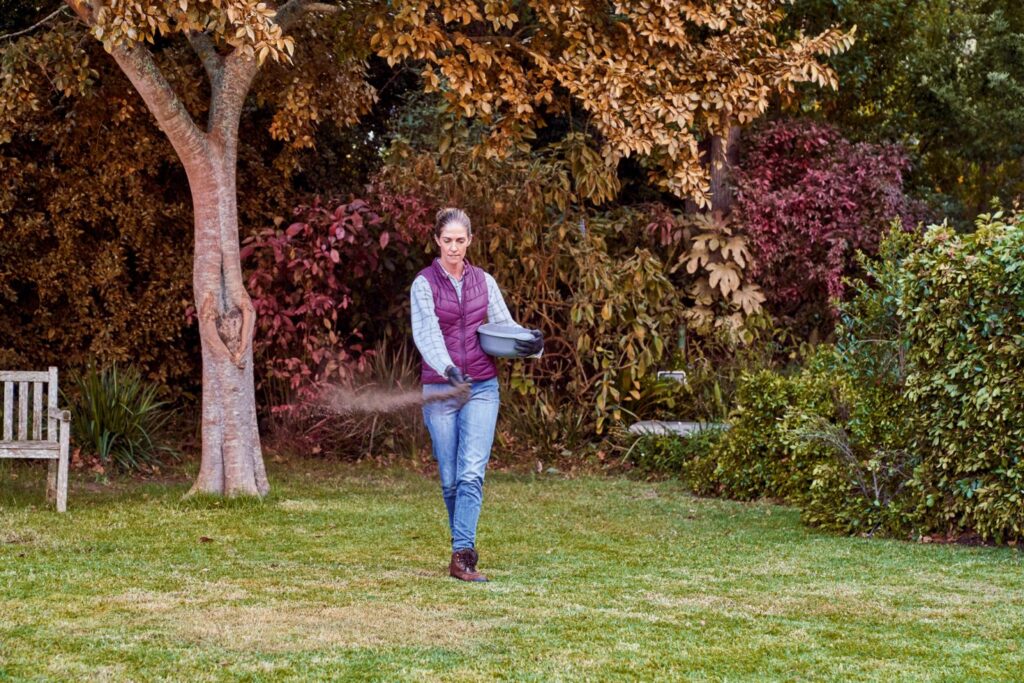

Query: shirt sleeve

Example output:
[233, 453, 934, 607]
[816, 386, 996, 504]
[484, 273, 521, 327]
[410, 275, 455, 377]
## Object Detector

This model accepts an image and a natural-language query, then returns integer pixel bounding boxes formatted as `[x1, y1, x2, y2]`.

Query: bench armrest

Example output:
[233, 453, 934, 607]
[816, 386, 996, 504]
[48, 407, 71, 422]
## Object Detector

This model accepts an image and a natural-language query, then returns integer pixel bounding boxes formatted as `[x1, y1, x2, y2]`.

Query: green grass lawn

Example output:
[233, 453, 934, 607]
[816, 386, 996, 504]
[1, 460, 1022, 682]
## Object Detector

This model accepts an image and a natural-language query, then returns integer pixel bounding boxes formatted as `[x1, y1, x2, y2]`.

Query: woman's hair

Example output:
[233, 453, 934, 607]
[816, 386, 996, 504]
[434, 207, 471, 237]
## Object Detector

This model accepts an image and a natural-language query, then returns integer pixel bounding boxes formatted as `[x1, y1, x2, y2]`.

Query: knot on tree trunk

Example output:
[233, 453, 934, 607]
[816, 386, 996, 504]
[200, 292, 254, 368]
[216, 306, 243, 349]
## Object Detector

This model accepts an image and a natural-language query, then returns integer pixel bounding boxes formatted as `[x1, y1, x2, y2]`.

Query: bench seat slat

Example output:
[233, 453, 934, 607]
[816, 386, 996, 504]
[0, 440, 60, 450]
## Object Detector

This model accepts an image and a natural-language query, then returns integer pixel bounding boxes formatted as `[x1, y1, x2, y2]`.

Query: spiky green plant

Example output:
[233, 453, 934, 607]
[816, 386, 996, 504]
[64, 364, 178, 470]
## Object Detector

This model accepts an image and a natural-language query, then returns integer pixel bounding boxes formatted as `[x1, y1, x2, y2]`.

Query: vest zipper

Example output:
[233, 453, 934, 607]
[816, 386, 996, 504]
[458, 274, 467, 377]
[441, 259, 468, 376]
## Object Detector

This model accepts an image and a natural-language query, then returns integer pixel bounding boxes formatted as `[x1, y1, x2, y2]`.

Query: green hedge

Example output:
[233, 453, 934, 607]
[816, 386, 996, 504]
[638, 212, 1024, 543]
[901, 214, 1024, 542]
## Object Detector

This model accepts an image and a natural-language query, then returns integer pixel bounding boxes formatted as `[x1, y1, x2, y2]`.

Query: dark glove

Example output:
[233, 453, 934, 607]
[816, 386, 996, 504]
[444, 365, 472, 388]
[514, 329, 544, 356]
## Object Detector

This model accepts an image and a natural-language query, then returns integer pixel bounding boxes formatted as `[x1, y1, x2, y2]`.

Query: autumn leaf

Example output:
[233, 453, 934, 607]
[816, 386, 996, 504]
[731, 284, 766, 315]
[707, 262, 741, 296]
[720, 235, 751, 268]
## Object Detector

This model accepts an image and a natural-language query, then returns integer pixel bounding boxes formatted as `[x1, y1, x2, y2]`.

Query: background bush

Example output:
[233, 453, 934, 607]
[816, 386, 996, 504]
[733, 119, 929, 340]
[243, 191, 430, 404]
[901, 212, 1024, 542]
[260, 338, 429, 463]
[644, 217, 1024, 543]
[628, 428, 724, 486]
[376, 131, 767, 435]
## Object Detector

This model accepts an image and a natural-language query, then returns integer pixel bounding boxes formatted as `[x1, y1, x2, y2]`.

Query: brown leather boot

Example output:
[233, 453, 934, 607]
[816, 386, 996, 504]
[449, 548, 488, 582]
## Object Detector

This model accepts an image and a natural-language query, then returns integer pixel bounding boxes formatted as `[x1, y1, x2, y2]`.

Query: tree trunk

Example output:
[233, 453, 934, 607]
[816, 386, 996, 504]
[710, 125, 742, 213]
[186, 146, 268, 497]
[68, 0, 270, 496]
[683, 125, 743, 214]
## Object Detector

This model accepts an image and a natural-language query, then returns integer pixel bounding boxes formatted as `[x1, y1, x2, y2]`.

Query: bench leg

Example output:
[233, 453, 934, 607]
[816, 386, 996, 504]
[56, 417, 70, 513]
[56, 453, 68, 513]
[47, 459, 58, 503]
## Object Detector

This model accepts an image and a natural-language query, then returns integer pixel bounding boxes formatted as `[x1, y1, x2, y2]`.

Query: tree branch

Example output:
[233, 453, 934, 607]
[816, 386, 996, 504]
[305, 3, 340, 14]
[209, 50, 260, 142]
[64, 0, 95, 26]
[274, 0, 339, 33]
[108, 43, 209, 160]
[65, 0, 207, 161]
[0, 6, 70, 41]
[188, 31, 224, 88]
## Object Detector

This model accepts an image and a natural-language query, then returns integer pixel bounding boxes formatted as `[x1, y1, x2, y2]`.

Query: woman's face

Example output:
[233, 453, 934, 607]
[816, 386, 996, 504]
[435, 221, 472, 271]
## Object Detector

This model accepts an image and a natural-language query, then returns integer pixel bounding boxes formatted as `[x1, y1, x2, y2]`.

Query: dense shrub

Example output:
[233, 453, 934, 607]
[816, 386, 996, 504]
[734, 119, 928, 339]
[0, 44, 318, 391]
[787, 401, 917, 537]
[666, 347, 917, 536]
[783, 373, 916, 536]
[661, 218, 1024, 543]
[901, 212, 1024, 542]
[665, 231, 920, 535]
[497, 388, 593, 463]
[786, 229, 919, 535]
[709, 355, 840, 503]
[262, 338, 430, 462]
[708, 370, 803, 499]
[243, 191, 431, 404]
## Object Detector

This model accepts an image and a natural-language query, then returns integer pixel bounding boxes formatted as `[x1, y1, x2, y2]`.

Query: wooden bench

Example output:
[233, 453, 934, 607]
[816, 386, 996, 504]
[0, 368, 71, 512]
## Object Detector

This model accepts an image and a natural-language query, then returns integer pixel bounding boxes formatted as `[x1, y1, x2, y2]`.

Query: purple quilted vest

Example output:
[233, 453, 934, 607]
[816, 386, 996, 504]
[419, 258, 498, 384]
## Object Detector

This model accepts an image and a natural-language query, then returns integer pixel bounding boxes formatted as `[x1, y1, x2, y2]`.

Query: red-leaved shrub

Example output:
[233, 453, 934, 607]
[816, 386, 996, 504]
[734, 119, 929, 337]
[243, 188, 432, 407]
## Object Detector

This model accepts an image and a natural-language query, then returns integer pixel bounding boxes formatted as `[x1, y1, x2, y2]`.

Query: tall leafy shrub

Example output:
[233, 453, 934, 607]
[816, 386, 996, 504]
[734, 119, 928, 338]
[786, 229, 919, 536]
[901, 212, 1024, 542]
[671, 220, 1024, 542]
[243, 191, 430, 405]
[708, 355, 838, 503]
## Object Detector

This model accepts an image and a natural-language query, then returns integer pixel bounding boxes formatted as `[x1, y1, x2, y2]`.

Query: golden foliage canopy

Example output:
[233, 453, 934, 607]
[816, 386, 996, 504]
[372, 0, 855, 204]
[2, 1, 851, 206]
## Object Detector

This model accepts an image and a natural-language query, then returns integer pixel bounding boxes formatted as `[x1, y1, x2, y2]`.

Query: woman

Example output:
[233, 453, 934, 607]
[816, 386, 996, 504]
[411, 207, 543, 582]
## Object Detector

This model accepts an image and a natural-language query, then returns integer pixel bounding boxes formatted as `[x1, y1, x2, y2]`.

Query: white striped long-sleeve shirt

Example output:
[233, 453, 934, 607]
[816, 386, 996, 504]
[410, 270, 523, 377]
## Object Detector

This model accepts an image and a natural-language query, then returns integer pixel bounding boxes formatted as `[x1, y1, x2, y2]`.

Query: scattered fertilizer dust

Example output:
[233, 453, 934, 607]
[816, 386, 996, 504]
[317, 384, 469, 415]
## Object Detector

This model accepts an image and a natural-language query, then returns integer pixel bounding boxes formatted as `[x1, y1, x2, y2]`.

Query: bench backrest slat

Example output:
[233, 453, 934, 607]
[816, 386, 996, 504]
[17, 381, 28, 441]
[2, 383, 11, 441]
[47, 367, 58, 443]
[32, 382, 43, 440]
[0, 371, 50, 382]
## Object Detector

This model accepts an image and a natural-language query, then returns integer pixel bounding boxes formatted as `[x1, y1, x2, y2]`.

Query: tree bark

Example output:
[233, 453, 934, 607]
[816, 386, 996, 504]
[683, 125, 742, 215]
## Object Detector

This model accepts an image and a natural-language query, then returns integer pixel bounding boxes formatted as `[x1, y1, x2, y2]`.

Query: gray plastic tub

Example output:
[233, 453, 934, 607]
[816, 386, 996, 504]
[477, 323, 535, 358]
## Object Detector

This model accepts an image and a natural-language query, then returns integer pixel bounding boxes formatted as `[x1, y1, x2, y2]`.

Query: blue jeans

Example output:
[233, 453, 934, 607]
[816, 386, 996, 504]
[422, 378, 500, 552]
